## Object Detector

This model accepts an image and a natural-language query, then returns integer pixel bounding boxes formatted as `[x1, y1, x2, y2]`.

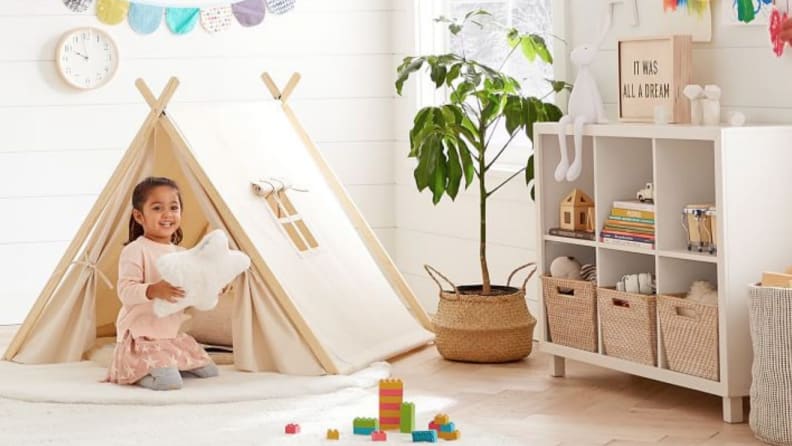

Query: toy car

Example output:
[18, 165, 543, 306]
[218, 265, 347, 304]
[636, 182, 654, 202]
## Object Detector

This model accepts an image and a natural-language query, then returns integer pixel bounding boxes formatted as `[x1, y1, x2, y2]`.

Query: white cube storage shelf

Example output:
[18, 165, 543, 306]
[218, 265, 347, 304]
[534, 123, 792, 423]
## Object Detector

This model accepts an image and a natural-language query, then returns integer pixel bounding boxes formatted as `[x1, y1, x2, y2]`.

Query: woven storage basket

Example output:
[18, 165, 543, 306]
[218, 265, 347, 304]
[598, 288, 657, 366]
[541, 275, 597, 352]
[657, 294, 719, 381]
[426, 264, 537, 363]
[749, 284, 792, 446]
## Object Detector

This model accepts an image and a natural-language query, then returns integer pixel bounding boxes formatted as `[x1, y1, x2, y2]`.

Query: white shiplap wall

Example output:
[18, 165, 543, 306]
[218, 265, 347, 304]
[393, 0, 792, 315]
[0, 0, 398, 324]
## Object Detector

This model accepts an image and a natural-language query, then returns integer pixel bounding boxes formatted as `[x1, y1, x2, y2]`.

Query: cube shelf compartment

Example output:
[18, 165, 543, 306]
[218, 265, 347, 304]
[534, 122, 792, 423]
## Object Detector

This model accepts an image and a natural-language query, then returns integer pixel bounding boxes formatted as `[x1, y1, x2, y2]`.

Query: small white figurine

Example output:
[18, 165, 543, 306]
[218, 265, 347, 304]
[683, 84, 704, 125]
[729, 111, 746, 127]
[702, 85, 721, 126]
[554, 9, 613, 183]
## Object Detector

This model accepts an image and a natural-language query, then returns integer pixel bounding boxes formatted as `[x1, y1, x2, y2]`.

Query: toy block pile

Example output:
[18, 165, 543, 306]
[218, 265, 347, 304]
[428, 413, 460, 441]
[353, 417, 379, 435]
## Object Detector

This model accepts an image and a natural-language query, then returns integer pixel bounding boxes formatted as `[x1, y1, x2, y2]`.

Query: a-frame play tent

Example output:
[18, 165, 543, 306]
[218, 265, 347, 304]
[4, 74, 434, 375]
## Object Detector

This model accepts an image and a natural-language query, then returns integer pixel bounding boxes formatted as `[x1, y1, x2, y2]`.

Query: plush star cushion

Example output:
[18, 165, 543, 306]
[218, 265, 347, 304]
[153, 230, 250, 318]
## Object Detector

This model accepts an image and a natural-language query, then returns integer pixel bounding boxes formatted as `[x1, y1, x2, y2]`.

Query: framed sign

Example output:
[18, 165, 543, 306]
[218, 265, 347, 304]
[618, 35, 693, 123]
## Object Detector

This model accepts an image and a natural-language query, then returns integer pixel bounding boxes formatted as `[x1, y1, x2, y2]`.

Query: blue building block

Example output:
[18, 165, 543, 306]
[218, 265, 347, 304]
[353, 427, 376, 435]
[440, 422, 456, 433]
[411, 430, 438, 443]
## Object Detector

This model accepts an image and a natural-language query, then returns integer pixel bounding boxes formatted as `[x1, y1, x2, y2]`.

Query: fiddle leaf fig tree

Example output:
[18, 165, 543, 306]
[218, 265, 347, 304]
[396, 10, 563, 296]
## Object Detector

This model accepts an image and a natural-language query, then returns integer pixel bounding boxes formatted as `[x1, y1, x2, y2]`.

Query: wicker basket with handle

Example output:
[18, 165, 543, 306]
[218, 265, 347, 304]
[426, 264, 537, 363]
[541, 275, 597, 352]
[598, 287, 657, 366]
[657, 294, 719, 381]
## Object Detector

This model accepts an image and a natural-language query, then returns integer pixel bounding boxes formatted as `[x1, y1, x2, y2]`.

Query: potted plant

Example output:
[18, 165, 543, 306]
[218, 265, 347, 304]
[395, 10, 565, 363]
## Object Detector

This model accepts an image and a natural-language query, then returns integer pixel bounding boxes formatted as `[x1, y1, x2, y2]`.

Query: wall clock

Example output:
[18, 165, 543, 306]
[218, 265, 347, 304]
[55, 27, 119, 90]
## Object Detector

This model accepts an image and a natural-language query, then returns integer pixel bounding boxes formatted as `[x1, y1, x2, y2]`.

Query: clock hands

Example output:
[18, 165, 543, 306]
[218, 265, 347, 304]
[73, 51, 89, 61]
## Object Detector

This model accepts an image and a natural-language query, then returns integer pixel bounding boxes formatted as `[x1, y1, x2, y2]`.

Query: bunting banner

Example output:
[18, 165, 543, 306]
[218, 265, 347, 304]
[62, 0, 296, 35]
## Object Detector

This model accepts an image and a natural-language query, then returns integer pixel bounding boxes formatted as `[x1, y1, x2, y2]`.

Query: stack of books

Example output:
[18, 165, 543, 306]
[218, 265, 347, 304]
[600, 200, 655, 249]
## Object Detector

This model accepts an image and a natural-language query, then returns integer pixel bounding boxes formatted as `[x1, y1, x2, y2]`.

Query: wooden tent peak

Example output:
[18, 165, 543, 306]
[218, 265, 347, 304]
[261, 72, 302, 103]
[562, 189, 594, 207]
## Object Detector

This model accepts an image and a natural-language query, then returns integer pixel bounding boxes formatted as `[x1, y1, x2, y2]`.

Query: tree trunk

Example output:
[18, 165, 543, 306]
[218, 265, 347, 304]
[479, 140, 491, 295]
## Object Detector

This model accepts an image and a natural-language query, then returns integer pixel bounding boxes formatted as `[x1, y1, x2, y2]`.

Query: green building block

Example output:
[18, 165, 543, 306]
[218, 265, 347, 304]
[400, 402, 416, 433]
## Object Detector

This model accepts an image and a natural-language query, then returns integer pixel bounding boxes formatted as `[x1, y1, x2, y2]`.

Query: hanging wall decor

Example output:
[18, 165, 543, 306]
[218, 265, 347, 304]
[60, 0, 296, 35]
[723, 0, 776, 25]
[660, 0, 713, 41]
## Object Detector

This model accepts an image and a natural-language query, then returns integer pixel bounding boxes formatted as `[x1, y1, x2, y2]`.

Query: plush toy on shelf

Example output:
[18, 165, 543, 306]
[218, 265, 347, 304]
[550, 257, 597, 288]
[616, 272, 656, 295]
[687, 281, 718, 306]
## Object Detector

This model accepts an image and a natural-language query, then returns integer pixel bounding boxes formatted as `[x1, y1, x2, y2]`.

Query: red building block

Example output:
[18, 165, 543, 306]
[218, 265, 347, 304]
[428, 421, 441, 432]
[284, 423, 300, 434]
[371, 430, 388, 441]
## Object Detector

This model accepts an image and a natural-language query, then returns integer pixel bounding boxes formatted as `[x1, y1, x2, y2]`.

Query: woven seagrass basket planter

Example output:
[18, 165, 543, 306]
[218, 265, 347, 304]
[426, 264, 537, 363]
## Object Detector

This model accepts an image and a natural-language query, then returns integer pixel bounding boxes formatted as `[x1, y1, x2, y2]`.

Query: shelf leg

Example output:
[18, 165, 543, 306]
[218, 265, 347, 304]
[550, 355, 566, 378]
[722, 396, 745, 423]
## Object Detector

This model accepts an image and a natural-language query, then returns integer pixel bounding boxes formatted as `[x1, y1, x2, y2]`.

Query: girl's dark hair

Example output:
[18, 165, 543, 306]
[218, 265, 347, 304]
[126, 177, 184, 245]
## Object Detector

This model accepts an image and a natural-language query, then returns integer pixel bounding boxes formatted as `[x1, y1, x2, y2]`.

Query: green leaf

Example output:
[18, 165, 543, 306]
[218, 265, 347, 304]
[525, 154, 535, 186]
[449, 23, 462, 35]
[530, 184, 536, 201]
[507, 28, 520, 47]
[504, 96, 524, 135]
[430, 153, 448, 205]
[531, 35, 553, 64]
[544, 102, 563, 122]
[395, 57, 424, 95]
[523, 98, 538, 142]
[450, 81, 474, 103]
[446, 141, 463, 200]
[458, 140, 475, 186]
[464, 9, 491, 20]
[431, 64, 448, 89]
[446, 63, 462, 86]
[547, 79, 567, 93]
[520, 37, 537, 62]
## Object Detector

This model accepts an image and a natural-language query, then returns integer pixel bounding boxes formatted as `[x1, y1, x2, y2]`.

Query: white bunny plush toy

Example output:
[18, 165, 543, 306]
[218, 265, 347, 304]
[153, 229, 250, 318]
[555, 6, 614, 183]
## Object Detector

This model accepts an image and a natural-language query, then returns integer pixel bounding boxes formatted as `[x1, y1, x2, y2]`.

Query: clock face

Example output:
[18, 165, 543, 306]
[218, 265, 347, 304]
[56, 28, 119, 90]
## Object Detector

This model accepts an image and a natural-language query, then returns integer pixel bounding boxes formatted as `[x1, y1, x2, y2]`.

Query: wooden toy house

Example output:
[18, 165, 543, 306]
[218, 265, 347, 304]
[560, 189, 595, 232]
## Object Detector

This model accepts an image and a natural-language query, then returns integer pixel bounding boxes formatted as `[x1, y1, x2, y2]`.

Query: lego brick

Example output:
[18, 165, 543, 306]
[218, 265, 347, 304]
[438, 430, 461, 441]
[284, 423, 300, 434]
[411, 430, 438, 443]
[440, 422, 456, 432]
[371, 431, 388, 441]
[378, 378, 404, 390]
[353, 417, 379, 429]
[400, 402, 416, 433]
[428, 421, 440, 432]
[353, 427, 376, 436]
[433, 414, 450, 425]
[326, 429, 339, 440]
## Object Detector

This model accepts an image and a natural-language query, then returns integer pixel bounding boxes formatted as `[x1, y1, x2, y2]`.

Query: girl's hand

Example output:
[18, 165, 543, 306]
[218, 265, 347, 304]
[146, 280, 185, 303]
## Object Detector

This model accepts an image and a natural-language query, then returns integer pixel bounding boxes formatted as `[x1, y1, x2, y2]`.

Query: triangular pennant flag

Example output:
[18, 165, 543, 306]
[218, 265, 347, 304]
[96, 0, 130, 25]
[200, 6, 234, 33]
[128, 3, 163, 35]
[166, 7, 201, 35]
[232, 0, 266, 27]
[265, 0, 295, 15]
[63, 0, 94, 13]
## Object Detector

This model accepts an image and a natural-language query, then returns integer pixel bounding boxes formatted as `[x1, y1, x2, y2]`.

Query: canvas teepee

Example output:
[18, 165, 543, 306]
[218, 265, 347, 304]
[3, 74, 434, 375]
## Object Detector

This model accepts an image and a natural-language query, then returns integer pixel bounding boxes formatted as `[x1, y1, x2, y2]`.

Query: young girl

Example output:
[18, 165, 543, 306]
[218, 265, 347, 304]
[107, 176, 218, 391]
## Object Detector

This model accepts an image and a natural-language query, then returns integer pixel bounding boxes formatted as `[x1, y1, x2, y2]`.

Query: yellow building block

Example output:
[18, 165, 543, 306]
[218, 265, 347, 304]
[439, 430, 461, 441]
[433, 413, 450, 425]
[326, 429, 339, 440]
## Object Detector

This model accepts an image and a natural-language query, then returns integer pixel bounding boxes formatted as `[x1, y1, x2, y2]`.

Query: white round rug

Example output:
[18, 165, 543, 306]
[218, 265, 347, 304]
[0, 360, 390, 405]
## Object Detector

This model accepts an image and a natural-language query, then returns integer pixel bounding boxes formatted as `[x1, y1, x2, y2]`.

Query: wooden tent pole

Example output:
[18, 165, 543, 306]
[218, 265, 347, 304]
[265, 72, 435, 332]
[280, 73, 301, 103]
[260, 73, 282, 100]
[154, 113, 341, 375]
[3, 79, 180, 361]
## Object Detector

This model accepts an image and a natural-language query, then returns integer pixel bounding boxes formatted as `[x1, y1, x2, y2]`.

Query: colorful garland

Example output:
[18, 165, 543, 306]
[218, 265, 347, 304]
[62, 0, 295, 34]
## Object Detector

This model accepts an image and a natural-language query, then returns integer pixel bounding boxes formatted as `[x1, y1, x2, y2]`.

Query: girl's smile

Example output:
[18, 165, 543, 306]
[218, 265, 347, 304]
[132, 186, 182, 244]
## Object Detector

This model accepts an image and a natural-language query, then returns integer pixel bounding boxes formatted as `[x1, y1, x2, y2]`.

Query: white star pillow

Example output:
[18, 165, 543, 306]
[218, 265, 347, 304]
[153, 229, 251, 318]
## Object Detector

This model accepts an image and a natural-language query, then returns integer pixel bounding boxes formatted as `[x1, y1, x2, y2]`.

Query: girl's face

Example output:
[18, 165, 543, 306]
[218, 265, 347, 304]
[132, 186, 182, 244]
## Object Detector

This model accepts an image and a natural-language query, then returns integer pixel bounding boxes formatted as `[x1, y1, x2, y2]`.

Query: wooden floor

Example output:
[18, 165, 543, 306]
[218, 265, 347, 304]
[0, 325, 760, 445]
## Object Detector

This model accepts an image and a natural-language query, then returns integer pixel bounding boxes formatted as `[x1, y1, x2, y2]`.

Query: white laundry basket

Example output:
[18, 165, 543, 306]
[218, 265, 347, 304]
[749, 284, 792, 446]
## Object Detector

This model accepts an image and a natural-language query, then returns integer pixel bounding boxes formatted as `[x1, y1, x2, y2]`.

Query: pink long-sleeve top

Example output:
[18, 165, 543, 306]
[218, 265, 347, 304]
[115, 236, 186, 340]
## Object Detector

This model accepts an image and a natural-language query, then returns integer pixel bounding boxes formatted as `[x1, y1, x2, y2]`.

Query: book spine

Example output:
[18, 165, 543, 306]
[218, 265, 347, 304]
[610, 208, 655, 219]
[608, 215, 655, 225]
[601, 230, 655, 242]
[604, 220, 655, 232]
[600, 236, 655, 249]
[612, 201, 655, 212]
[548, 228, 596, 240]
